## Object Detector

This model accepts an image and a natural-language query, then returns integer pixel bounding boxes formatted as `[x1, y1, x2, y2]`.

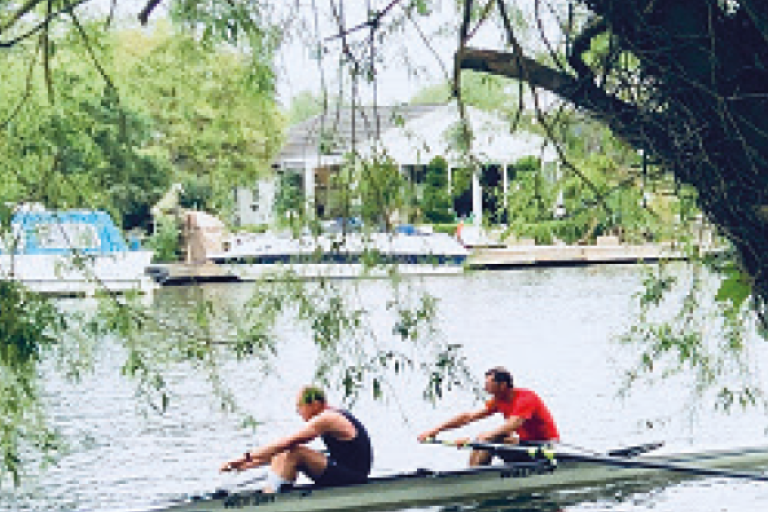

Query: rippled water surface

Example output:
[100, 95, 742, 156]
[3, 265, 768, 511]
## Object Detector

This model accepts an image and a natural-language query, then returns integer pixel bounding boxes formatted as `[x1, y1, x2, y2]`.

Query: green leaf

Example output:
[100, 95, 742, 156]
[715, 268, 752, 310]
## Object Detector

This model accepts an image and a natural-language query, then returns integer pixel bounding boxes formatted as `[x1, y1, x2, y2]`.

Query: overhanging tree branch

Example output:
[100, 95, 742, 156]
[71, 11, 116, 92]
[0, 0, 90, 47]
[138, 0, 164, 26]
[457, 46, 668, 152]
[0, 0, 45, 33]
[323, 0, 403, 42]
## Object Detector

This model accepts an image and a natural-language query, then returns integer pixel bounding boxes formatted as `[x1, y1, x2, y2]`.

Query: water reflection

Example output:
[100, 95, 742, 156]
[3, 265, 768, 512]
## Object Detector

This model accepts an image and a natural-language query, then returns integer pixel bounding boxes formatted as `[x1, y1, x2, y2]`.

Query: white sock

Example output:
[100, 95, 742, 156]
[264, 470, 292, 493]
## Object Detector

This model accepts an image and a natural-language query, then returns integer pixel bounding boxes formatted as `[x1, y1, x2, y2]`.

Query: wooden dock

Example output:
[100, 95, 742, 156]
[467, 242, 685, 269]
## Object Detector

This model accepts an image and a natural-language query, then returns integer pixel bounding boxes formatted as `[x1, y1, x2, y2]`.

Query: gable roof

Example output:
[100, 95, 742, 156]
[277, 104, 443, 165]
[276, 102, 555, 168]
[369, 104, 556, 166]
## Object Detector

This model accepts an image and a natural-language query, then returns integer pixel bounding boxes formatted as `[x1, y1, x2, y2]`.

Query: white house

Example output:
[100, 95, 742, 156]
[234, 102, 556, 227]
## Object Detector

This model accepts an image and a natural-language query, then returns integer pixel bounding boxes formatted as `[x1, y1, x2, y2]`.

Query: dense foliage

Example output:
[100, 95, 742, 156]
[423, 156, 455, 223]
[0, 22, 284, 229]
[114, 24, 285, 215]
[0, 32, 171, 230]
[0, 282, 64, 485]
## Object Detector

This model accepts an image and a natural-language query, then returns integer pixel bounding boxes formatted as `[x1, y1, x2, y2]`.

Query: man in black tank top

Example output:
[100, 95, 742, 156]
[221, 386, 373, 493]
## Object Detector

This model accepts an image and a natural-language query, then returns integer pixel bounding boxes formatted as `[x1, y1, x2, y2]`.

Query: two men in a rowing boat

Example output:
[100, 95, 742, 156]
[221, 366, 558, 492]
[221, 385, 373, 493]
[417, 366, 560, 466]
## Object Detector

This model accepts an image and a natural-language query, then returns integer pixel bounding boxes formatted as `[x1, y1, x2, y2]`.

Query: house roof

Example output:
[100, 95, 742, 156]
[276, 102, 555, 168]
[277, 104, 443, 166]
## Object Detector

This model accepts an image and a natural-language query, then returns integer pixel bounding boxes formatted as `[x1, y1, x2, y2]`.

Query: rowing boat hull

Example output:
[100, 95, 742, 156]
[147, 446, 768, 512]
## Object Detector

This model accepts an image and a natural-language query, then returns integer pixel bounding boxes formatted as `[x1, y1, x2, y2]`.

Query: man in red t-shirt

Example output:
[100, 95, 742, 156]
[417, 366, 559, 466]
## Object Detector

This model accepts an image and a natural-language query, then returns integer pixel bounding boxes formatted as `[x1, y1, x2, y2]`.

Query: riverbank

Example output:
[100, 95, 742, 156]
[146, 239, 688, 285]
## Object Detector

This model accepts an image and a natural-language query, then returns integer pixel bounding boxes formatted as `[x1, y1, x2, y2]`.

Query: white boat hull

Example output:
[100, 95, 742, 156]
[0, 251, 156, 295]
[218, 261, 465, 281]
[206, 231, 469, 281]
[146, 445, 768, 512]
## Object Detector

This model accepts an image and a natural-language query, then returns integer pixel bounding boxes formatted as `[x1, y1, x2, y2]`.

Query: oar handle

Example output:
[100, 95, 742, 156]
[421, 438, 557, 462]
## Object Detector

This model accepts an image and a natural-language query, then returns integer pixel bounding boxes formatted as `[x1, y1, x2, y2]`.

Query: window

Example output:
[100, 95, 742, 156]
[35, 223, 100, 250]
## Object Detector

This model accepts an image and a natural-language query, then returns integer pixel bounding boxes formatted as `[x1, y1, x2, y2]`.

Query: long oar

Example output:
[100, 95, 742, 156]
[423, 439, 768, 483]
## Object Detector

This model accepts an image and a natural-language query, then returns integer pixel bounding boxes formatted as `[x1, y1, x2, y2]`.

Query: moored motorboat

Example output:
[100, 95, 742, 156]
[0, 208, 155, 296]
[140, 442, 768, 512]
[206, 226, 469, 280]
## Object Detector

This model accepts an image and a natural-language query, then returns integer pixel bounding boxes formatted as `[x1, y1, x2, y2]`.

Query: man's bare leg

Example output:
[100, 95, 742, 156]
[469, 434, 519, 467]
[264, 446, 328, 493]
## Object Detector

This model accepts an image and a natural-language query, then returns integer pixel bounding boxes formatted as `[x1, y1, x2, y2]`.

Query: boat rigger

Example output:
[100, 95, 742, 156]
[137, 442, 768, 512]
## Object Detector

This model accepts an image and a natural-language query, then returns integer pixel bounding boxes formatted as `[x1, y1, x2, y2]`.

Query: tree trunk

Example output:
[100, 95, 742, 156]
[458, 0, 768, 303]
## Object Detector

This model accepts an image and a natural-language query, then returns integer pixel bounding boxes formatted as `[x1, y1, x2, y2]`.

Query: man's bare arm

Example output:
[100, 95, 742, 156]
[222, 416, 326, 471]
[417, 407, 492, 442]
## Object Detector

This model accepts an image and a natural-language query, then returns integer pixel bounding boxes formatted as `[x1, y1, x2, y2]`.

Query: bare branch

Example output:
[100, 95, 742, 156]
[0, 40, 41, 130]
[70, 11, 117, 92]
[105, 0, 117, 28]
[138, 0, 164, 26]
[495, 0, 524, 130]
[466, 0, 494, 41]
[405, 10, 450, 82]
[0, 0, 90, 48]
[43, 0, 54, 105]
[0, 0, 45, 33]
[324, 0, 404, 41]
[454, 0, 474, 99]
[458, 0, 473, 46]
[457, 46, 663, 149]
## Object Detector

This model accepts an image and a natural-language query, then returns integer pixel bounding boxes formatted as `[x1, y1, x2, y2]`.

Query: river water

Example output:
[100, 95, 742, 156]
[3, 264, 768, 511]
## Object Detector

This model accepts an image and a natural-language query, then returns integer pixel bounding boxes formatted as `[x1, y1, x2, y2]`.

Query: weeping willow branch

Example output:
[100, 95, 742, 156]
[0, 0, 90, 48]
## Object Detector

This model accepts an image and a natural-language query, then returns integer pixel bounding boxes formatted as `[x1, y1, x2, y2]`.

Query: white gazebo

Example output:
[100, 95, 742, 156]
[365, 103, 557, 225]
[238, 102, 556, 227]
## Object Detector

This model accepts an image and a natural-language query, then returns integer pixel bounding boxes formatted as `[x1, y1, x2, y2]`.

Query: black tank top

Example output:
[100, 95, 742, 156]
[321, 409, 373, 475]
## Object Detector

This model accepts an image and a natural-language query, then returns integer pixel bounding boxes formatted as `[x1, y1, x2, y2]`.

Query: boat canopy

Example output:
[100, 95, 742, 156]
[2, 210, 130, 255]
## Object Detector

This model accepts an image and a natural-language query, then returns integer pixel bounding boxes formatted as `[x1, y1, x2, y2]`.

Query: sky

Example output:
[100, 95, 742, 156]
[84, 0, 456, 105]
[82, 0, 558, 107]
[270, 0, 562, 107]
[272, 1, 462, 106]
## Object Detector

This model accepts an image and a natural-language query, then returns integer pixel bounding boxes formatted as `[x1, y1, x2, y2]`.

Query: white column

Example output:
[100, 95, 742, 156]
[304, 162, 315, 217]
[472, 167, 482, 226]
[502, 163, 509, 195]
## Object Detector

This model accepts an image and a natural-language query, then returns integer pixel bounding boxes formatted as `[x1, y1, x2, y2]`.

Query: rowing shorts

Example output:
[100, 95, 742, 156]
[313, 458, 368, 488]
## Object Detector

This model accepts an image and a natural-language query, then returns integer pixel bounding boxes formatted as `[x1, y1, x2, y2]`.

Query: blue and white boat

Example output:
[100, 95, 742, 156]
[0, 208, 155, 295]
